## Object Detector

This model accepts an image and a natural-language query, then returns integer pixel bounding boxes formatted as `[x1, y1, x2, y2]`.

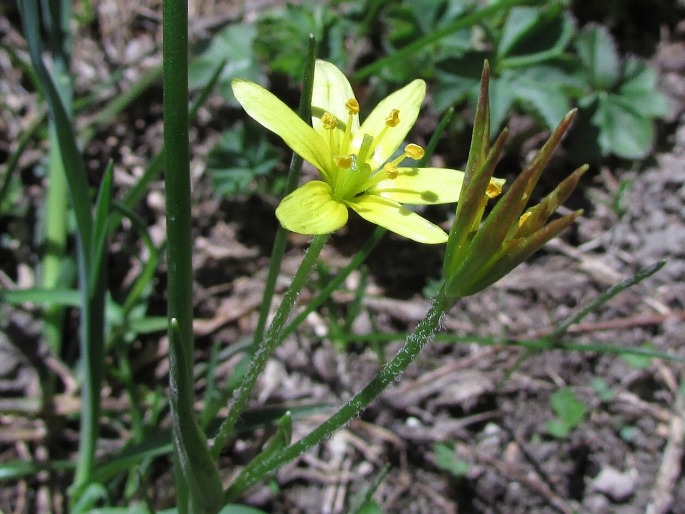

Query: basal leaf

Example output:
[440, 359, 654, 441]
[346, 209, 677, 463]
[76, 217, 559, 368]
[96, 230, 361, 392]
[594, 95, 655, 159]
[575, 24, 620, 90]
[489, 77, 515, 132]
[497, 6, 542, 59]
[189, 23, 264, 104]
[433, 51, 490, 111]
[497, 5, 575, 67]
[619, 57, 669, 118]
[505, 66, 574, 129]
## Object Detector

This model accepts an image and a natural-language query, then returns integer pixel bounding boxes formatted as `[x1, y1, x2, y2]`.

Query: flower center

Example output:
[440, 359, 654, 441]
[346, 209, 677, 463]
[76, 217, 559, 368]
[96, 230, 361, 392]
[321, 99, 425, 200]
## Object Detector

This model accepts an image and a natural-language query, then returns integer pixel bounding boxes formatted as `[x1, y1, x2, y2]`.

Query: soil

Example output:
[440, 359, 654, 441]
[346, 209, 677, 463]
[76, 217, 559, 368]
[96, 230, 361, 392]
[1, 1, 684, 513]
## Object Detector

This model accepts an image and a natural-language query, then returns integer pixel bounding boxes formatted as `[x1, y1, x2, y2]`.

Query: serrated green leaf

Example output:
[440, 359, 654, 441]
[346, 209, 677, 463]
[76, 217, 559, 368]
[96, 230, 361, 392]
[503, 66, 574, 129]
[189, 23, 264, 104]
[489, 77, 515, 131]
[433, 51, 491, 111]
[576, 24, 620, 89]
[498, 6, 575, 67]
[255, 4, 346, 78]
[593, 95, 655, 158]
[619, 57, 669, 118]
[208, 123, 283, 196]
[381, 0, 474, 82]
[498, 6, 542, 58]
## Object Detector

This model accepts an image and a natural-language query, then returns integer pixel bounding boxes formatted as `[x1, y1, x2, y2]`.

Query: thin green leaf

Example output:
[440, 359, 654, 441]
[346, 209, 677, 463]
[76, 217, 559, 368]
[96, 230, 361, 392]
[90, 161, 114, 283]
[168, 320, 223, 513]
[18, 0, 93, 251]
[0, 287, 81, 306]
[549, 260, 666, 340]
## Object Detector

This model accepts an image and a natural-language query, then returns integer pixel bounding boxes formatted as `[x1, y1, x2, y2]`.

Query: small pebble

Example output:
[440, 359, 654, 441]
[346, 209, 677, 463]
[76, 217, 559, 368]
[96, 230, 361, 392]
[590, 466, 638, 502]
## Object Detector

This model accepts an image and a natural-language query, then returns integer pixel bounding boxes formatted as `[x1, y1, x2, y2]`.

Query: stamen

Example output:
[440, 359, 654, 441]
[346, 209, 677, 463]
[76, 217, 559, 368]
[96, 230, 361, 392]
[404, 144, 424, 161]
[342, 99, 358, 155]
[383, 163, 399, 179]
[486, 178, 505, 199]
[322, 112, 339, 154]
[518, 211, 532, 227]
[346, 99, 359, 115]
[364, 109, 401, 163]
[390, 143, 425, 168]
[321, 112, 337, 130]
[337, 155, 353, 169]
[385, 109, 400, 127]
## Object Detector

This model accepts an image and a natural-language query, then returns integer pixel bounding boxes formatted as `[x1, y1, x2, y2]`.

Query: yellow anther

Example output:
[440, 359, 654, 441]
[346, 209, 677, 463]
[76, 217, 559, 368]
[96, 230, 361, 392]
[486, 178, 505, 199]
[383, 163, 399, 179]
[518, 211, 532, 227]
[346, 98, 359, 115]
[322, 112, 337, 130]
[405, 144, 425, 160]
[337, 155, 353, 169]
[385, 109, 400, 127]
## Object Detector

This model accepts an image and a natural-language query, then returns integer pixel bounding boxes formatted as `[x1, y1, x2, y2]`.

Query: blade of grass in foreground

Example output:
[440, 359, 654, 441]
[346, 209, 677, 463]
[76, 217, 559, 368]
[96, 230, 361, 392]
[17, 0, 110, 501]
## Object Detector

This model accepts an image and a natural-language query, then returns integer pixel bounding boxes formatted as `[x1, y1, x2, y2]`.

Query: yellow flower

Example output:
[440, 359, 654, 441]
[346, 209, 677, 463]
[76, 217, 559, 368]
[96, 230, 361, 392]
[232, 60, 485, 244]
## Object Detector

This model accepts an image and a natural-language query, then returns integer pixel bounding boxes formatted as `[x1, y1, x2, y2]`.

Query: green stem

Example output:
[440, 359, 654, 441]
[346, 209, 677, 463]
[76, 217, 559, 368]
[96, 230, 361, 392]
[211, 234, 330, 458]
[281, 225, 385, 340]
[224, 292, 453, 500]
[162, 0, 192, 380]
[162, 0, 195, 509]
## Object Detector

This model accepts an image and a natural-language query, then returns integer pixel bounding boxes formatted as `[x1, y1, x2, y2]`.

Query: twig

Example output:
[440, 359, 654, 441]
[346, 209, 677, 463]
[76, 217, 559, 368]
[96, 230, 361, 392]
[456, 442, 578, 514]
[646, 375, 685, 514]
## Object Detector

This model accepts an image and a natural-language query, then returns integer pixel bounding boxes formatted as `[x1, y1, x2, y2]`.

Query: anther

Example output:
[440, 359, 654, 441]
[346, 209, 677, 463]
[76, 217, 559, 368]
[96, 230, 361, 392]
[518, 211, 532, 227]
[322, 112, 337, 130]
[346, 99, 359, 115]
[486, 178, 505, 199]
[404, 144, 424, 160]
[337, 155, 353, 169]
[385, 109, 400, 127]
[383, 163, 399, 179]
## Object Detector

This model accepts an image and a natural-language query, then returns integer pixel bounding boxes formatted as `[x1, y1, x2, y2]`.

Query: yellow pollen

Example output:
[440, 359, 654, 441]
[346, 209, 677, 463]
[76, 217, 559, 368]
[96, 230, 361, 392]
[385, 109, 400, 127]
[346, 98, 359, 115]
[322, 112, 337, 130]
[337, 155, 353, 169]
[518, 211, 532, 227]
[486, 178, 505, 198]
[383, 163, 399, 179]
[405, 144, 425, 160]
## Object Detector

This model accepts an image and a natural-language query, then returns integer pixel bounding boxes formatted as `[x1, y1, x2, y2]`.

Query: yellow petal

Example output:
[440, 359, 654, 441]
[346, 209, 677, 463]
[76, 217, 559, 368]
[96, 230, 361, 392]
[353, 79, 426, 170]
[348, 195, 447, 244]
[232, 79, 331, 173]
[276, 181, 348, 235]
[370, 167, 465, 205]
[311, 60, 359, 142]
